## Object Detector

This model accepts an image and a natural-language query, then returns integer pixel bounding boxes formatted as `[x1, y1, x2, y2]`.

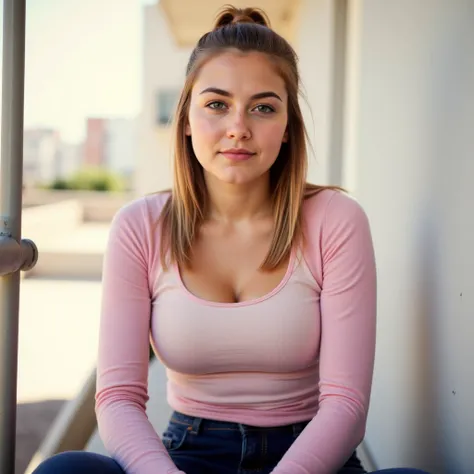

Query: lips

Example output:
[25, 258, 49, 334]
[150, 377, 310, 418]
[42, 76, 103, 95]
[219, 149, 255, 161]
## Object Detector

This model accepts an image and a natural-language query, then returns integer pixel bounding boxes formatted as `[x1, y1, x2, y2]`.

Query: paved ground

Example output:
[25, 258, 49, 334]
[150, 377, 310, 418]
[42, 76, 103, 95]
[17, 277, 102, 403]
[16, 276, 103, 473]
[16, 400, 66, 474]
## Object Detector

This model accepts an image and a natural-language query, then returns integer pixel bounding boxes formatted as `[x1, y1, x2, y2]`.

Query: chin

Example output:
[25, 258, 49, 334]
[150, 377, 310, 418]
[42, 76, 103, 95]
[205, 167, 270, 186]
[218, 173, 258, 185]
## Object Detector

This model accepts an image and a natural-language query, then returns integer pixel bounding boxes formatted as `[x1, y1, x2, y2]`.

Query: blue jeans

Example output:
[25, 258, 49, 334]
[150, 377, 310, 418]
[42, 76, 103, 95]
[32, 411, 430, 474]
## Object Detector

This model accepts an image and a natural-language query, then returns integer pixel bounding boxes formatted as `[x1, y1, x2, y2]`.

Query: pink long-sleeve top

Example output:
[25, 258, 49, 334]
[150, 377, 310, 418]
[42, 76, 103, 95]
[95, 189, 377, 474]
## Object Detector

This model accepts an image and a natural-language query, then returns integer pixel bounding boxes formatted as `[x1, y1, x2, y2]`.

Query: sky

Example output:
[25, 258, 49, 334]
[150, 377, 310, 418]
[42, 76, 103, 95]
[1, 0, 156, 143]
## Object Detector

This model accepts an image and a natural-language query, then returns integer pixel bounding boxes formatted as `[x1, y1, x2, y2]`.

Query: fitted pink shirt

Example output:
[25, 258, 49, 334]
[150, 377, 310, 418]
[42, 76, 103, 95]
[95, 189, 377, 474]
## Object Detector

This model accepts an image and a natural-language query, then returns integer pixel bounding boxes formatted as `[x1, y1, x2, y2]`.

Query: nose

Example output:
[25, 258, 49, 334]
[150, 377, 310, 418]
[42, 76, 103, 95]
[226, 111, 251, 141]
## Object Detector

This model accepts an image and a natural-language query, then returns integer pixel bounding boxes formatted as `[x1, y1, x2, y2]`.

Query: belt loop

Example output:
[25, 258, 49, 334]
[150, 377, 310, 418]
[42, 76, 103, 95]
[190, 417, 203, 434]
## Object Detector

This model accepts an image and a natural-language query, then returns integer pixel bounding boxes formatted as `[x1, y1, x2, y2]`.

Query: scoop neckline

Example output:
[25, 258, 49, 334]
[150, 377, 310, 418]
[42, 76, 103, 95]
[173, 247, 296, 308]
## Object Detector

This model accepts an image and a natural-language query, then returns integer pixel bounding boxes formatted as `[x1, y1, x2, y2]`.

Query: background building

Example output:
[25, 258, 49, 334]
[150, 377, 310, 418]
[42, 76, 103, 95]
[23, 128, 83, 186]
[83, 118, 107, 168]
[23, 128, 61, 185]
[83, 117, 136, 179]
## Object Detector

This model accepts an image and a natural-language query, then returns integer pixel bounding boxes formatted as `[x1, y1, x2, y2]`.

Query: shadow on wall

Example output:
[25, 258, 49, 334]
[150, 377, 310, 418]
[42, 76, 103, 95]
[412, 210, 444, 474]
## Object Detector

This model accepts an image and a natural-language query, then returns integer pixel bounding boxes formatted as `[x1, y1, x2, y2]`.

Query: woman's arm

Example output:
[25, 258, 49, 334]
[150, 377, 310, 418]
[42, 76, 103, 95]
[273, 191, 377, 474]
[95, 197, 182, 474]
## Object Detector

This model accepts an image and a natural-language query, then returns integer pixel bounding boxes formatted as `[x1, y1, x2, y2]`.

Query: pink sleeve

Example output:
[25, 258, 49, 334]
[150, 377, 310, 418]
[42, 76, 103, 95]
[95, 196, 182, 474]
[272, 192, 377, 474]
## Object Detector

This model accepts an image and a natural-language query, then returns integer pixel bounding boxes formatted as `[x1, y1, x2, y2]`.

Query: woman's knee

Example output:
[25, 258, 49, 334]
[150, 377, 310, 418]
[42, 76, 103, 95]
[372, 469, 430, 474]
[31, 451, 125, 474]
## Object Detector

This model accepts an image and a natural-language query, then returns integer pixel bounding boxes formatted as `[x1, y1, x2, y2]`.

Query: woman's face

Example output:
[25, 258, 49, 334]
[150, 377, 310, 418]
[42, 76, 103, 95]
[186, 51, 288, 186]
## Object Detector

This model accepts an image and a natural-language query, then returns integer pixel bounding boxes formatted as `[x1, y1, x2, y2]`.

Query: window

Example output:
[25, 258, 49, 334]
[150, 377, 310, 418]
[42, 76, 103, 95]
[156, 89, 179, 126]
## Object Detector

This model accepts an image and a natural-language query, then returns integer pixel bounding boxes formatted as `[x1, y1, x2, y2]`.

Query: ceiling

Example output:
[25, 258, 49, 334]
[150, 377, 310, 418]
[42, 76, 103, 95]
[159, 0, 301, 47]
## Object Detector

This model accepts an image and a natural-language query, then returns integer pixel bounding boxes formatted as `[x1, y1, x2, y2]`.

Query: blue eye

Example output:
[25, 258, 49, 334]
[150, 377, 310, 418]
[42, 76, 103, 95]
[254, 104, 275, 114]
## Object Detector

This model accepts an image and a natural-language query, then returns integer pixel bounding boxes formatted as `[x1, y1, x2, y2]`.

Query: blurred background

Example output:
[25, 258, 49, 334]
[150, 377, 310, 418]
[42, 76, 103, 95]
[1, 0, 473, 473]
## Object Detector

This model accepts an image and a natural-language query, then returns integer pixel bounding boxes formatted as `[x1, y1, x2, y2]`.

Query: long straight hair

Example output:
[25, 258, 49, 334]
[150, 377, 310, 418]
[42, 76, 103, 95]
[159, 6, 341, 271]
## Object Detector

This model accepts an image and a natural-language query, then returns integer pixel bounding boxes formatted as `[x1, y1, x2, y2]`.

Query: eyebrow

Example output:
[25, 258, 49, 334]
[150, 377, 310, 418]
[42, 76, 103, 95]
[199, 87, 283, 102]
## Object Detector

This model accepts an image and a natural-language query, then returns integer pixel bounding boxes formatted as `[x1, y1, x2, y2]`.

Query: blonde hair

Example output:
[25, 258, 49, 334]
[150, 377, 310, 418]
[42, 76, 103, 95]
[159, 5, 341, 270]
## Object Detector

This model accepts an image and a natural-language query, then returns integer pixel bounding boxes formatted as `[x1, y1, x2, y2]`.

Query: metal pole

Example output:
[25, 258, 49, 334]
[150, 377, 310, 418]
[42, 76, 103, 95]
[0, 1, 26, 473]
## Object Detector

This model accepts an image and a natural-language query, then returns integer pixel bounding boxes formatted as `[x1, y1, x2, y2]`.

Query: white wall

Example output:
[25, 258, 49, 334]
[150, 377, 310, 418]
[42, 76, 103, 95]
[136, 4, 191, 196]
[295, 0, 333, 185]
[344, 1, 474, 472]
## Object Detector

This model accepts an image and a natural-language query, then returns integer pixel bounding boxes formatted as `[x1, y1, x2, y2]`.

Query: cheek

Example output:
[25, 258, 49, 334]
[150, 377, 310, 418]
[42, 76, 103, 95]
[260, 122, 287, 153]
[188, 112, 220, 163]
[189, 110, 221, 144]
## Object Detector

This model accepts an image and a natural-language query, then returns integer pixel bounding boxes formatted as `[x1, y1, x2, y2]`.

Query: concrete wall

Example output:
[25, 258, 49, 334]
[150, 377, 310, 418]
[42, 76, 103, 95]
[21, 197, 113, 279]
[23, 189, 132, 222]
[136, 4, 191, 196]
[22, 200, 83, 248]
[344, 1, 474, 472]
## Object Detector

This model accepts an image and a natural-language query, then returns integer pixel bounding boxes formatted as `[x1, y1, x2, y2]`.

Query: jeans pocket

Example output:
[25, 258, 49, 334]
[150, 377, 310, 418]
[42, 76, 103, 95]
[161, 419, 190, 451]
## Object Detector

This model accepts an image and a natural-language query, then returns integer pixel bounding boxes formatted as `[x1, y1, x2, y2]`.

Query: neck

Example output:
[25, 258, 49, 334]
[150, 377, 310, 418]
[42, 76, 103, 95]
[204, 173, 272, 222]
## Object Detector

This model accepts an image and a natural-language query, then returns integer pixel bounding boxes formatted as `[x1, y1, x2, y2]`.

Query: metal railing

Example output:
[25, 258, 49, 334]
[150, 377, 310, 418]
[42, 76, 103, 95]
[0, 1, 38, 473]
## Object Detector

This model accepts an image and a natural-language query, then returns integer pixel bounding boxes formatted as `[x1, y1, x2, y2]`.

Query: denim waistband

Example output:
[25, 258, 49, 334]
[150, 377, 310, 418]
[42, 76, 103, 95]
[169, 410, 311, 437]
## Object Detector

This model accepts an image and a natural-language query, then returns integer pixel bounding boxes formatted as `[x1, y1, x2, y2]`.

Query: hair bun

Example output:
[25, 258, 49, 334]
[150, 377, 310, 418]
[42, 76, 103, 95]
[214, 5, 270, 29]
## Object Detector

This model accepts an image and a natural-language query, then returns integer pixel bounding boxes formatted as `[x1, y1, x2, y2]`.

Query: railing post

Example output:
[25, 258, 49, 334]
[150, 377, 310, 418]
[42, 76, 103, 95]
[0, 1, 34, 473]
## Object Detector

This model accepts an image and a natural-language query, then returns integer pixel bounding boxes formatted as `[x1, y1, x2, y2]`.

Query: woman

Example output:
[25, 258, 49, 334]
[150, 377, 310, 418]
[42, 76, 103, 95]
[33, 6, 430, 474]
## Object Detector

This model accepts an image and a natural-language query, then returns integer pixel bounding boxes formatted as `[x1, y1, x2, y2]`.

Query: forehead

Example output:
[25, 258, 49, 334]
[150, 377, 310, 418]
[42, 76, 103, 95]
[192, 51, 287, 99]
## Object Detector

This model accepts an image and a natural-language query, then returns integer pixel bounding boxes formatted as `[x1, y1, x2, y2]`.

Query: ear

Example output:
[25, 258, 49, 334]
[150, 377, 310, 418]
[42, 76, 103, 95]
[185, 122, 191, 136]
[282, 129, 288, 143]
